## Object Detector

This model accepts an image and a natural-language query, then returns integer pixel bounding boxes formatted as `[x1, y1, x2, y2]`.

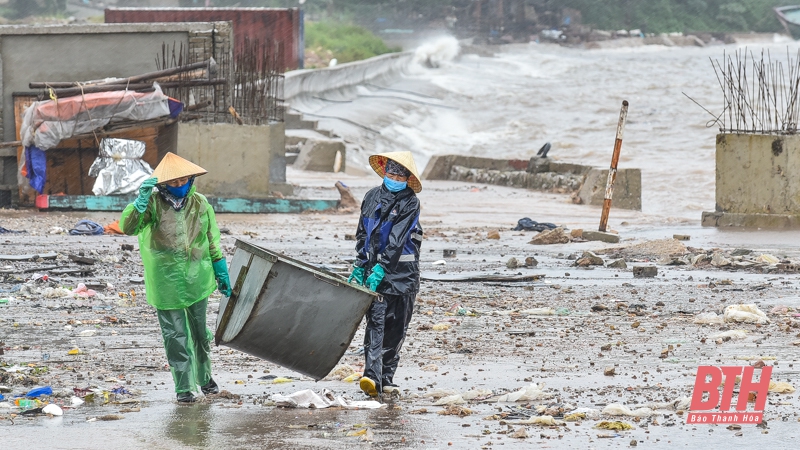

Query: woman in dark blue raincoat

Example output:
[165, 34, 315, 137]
[348, 151, 423, 398]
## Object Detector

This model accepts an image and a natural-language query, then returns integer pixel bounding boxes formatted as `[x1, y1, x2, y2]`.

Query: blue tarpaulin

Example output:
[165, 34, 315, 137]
[24, 146, 46, 194]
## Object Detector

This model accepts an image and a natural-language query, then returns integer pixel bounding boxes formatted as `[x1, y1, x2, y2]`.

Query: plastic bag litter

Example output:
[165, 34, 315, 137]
[342, 373, 361, 383]
[462, 389, 493, 400]
[770, 305, 790, 315]
[756, 254, 779, 264]
[497, 383, 552, 402]
[564, 412, 586, 421]
[74, 284, 96, 298]
[724, 304, 770, 324]
[602, 403, 654, 417]
[272, 377, 294, 384]
[768, 381, 796, 394]
[595, 421, 634, 430]
[675, 397, 692, 411]
[694, 312, 724, 325]
[517, 415, 561, 426]
[520, 308, 556, 316]
[42, 404, 63, 416]
[324, 364, 357, 381]
[423, 389, 459, 399]
[567, 407, 600, 419]
[271, 389, 384, 409]
[438, 405, 473, 416]
[43, 287, 74, 299]
[433, 394, 465, 406]
[79, 330, 96, 337]
[709, 330, 748, 340]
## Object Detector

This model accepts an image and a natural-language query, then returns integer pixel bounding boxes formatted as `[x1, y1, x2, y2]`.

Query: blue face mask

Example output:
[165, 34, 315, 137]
[164, 179, 193, 198]
[383, 176, 407, 193]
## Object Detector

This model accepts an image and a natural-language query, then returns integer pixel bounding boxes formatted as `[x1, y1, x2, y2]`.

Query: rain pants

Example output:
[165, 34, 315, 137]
[354, 185, 422, 389]
[120, 185, 222, 393]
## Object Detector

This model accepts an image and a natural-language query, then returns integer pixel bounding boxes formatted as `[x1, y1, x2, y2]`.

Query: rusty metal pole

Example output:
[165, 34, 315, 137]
[598, 100, 629, 232]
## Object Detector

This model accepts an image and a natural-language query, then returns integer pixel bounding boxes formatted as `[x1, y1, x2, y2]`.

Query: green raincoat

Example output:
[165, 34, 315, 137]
[120, 186, 222, 310]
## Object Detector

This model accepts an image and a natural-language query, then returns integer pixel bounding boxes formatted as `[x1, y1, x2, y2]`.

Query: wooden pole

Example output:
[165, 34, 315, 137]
[598, 100, 629, 233]
[28, 60, 212, 89]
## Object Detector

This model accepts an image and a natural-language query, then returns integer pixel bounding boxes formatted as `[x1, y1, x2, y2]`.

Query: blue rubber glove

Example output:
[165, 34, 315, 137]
[348, 266, 365, 285]
[134, 177, 158, 213]
[212, 259, 232, 297]
[366, 264, 385, 292]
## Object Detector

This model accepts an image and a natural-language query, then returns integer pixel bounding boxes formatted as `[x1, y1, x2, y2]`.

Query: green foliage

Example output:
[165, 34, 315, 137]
[305, 21, 401, 64]
[559, 0, 787, 33]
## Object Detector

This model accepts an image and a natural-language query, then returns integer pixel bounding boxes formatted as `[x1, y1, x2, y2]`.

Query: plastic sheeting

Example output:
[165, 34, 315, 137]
[89, 138, 153, 196]
[20, 85, 172, 151]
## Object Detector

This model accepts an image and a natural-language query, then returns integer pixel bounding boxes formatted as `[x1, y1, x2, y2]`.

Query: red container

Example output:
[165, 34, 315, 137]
[105, 7, 301, 71]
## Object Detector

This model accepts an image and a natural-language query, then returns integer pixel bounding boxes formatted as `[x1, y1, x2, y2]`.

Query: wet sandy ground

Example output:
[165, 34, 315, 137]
[2, 180, 800, 448]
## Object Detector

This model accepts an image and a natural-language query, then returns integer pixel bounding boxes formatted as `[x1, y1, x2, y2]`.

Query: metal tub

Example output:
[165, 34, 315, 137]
[215, 239, 376, 380]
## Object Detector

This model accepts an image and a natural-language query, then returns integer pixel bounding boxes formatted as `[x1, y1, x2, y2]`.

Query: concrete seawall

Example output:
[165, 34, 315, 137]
[284, 51, 415, 102]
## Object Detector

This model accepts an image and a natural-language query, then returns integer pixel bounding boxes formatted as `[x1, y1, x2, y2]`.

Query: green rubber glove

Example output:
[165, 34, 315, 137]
[347, 266, 365, 285]
[133, 177, 158, 213]
[212, 258, 232, 297]
[366, 264, 385, 292]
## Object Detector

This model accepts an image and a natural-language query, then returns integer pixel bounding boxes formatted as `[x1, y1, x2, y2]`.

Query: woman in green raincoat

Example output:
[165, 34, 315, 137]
[120, 152, 232, 403]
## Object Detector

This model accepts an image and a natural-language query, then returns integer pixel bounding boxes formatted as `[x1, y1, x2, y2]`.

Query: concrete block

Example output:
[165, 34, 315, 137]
[294, 138, 346, 173]
[715, 134, 800, 215]
[577, 168, 642, 211]
[548, 161, 592, 175]
[633, 266, 658, 278]
[285, 112, 318, 130]
[527, 156, 551, 173]
[701, 211, 800, 228]
[177, 123, 275, 198]
[582, 230, 620, 243]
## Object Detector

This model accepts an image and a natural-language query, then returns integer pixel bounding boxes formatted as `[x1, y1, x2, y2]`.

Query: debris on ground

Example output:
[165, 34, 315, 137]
[595, 421, 634, 430]
[530, 227, 570, 245]
[437, 405, 473, 416]
[724, 304, 770, 324]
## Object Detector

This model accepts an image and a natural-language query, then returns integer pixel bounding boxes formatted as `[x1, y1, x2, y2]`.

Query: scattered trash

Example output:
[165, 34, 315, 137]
[596, 421, 634, 430]
[25, 386, 53, 398]
[462, 389, 493, 400]
[770, 305, 790, 315]
[517, 415, 561, 426]
[437, 405, 473, 416]
[271, 389, 384, 409]
[342, 373, 361, 383]
[421, 273, 544, 282]
[755, 254, 779, 264]
[565, 412, 587, 421]
[709, 330, 748, 341]
[323, 364, 357, 381]
[272, 377, 294, 384]
[443, 249, 457, 258]
[433, 394, 465, 406]
[487, 230, 500, 240]
[432, 323, 451, 331]
[512, 218, 557, 232]
[694, 312, 724, 325]
[42, 404, 63, 416]
[74, 284, 97, 298]
[768, 381, 795, 394]
[69, 220, 105, 236]
[67, 348, 81, 355]
[724, 304, 769, 324]
[510, 426, 528, 439]
[602, 404, 654, 417]
[520, 308, 555, 316]
[432, 260, 447, 266]
[497, 383, 552, 402]
[421, 364, 439, 372]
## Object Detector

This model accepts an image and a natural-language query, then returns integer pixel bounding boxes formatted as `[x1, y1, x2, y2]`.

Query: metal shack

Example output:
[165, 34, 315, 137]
[105, 7, 304, 70]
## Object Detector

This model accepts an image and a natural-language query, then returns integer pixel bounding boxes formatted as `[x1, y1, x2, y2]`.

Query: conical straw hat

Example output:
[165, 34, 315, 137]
[368, 151, 422, 193]
[151, 152, 207, 184]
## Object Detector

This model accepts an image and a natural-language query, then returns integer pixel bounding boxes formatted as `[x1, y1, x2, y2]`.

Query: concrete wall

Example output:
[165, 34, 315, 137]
[177, 122, 284, 198]
[577, 168, 642, 211]
[284, 51, 414, 102]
